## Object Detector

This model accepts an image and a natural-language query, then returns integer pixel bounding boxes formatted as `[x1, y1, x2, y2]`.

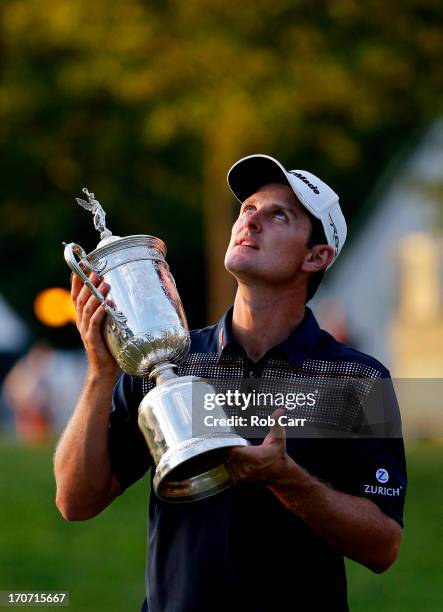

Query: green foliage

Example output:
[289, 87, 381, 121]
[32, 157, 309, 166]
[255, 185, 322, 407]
[1, 0, 443, 338]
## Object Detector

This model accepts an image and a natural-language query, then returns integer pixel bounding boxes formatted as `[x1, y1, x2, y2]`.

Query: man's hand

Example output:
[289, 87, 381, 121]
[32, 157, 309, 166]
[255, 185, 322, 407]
[71, 271, 119, 380]
[226, 409, 293, 484]
[54, 272, 121, 520]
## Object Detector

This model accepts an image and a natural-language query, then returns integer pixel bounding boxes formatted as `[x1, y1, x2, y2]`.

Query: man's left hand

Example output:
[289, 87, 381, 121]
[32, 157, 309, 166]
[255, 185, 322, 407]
[225, 409, 292, 484]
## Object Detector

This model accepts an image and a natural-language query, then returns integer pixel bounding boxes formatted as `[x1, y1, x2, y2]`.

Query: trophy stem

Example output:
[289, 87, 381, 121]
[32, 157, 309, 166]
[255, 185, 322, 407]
[149, 363, 178, 385]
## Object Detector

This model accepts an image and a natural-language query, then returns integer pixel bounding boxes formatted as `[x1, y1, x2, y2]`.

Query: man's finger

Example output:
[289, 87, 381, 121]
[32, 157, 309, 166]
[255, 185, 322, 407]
[71, 273, 83, 302]
[267, 408, 286, 441]
[89, 301, 108, 332]
[75, 273, 102, 309]
[227, 445, 257, 461]
[82, 283, 109, 319]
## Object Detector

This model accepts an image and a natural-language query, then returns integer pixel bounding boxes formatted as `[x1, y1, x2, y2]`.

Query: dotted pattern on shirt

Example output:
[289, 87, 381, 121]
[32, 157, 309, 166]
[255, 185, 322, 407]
[141, 351, 384, 433]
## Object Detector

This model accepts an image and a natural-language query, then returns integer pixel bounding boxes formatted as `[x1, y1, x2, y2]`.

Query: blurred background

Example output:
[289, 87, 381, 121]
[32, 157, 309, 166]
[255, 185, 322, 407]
[1, 1, 443, 610]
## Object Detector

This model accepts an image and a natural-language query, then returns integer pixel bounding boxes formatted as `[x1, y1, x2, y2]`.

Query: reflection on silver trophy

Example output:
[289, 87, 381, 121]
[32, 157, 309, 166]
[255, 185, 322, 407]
[63, 188, 249, 502]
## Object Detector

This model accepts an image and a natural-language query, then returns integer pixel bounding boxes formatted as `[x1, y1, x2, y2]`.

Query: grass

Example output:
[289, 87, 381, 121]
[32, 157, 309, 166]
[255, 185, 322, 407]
[0, 440, 148, 611]
[0, 439, 442, 611]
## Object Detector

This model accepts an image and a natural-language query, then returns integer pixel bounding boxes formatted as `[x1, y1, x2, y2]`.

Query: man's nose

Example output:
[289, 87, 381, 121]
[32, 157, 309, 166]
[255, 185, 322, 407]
[244, 209, 262, 232]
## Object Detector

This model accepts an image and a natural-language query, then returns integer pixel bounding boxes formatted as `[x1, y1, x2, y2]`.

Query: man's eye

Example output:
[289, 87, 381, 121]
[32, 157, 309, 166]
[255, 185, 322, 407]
[242, 205, 255, 214]
[274, 210, 287, 220]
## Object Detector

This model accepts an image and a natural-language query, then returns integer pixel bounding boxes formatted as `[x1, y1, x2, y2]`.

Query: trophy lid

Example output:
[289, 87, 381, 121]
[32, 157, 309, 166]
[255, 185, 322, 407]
[96, 234, 122, 248]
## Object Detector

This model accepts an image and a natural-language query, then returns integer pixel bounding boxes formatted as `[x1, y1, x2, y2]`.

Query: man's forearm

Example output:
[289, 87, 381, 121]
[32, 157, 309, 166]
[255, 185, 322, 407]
[267, 457, 402, 573]
[54, 370, 119, 520]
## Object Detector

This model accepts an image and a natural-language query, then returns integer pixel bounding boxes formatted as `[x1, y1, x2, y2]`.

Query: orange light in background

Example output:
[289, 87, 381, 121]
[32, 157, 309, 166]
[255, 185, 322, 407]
[34, 288, 77, 327]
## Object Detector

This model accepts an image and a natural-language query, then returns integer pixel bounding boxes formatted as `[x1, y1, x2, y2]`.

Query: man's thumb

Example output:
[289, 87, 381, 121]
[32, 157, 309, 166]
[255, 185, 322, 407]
[267, 408, 286, 441]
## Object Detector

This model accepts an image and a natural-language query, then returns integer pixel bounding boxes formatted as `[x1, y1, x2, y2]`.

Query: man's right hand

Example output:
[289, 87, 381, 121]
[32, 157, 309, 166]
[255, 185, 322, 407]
[71, 272, 119, 380]
[55, 272, 122, 521]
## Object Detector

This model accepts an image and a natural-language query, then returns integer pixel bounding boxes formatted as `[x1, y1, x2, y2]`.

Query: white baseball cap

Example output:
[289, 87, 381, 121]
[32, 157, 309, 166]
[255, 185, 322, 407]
[227, 154, 347, 267]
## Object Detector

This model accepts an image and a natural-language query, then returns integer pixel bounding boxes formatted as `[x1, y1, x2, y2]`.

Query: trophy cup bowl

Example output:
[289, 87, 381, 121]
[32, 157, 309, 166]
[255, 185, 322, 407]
[64, 189, 249, 502]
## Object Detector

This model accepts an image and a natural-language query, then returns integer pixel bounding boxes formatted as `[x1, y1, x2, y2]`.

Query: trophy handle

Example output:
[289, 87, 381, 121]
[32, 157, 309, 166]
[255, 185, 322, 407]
[63, 242, 129, 334]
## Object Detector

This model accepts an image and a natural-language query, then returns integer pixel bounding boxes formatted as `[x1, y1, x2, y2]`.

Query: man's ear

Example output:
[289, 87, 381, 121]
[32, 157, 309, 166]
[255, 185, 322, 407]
[301, 245, 334, 273]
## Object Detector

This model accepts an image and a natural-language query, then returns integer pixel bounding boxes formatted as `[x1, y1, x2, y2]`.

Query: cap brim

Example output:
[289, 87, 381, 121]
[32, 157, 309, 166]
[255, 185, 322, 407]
[227, 155, 291, 203]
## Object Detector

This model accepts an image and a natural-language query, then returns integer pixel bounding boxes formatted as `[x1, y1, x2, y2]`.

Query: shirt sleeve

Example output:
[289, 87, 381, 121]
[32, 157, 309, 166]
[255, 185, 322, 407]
[346, 375, 407, 527]
[109, 373, 153, 492]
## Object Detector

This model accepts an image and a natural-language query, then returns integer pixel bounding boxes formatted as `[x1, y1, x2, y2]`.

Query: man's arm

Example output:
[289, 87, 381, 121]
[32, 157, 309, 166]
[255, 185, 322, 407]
[54, 273, 121, 521]
[267, 455, 401, 573]
[226, 409, 402, 574]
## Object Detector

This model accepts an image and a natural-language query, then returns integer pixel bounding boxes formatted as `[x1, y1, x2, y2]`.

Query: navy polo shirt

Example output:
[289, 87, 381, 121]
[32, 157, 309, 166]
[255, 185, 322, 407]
[109, 306, 407, 612]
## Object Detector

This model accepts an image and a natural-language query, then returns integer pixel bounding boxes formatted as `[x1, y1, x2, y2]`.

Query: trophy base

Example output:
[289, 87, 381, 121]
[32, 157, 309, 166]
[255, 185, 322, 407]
[153, 435, 249, 503]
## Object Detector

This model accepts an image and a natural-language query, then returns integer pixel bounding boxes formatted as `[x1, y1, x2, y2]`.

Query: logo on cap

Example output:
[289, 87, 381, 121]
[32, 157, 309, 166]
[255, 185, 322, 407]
[328, 213, 340, 257]
[288, 171, 320, 195]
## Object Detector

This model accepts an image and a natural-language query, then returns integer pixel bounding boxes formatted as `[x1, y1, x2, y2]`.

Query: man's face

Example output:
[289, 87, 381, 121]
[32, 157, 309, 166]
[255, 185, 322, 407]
[224, 182, 314, 285]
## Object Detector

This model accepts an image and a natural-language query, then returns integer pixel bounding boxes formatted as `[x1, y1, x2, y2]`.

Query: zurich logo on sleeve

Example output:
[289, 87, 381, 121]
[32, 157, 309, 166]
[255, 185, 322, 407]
[363, 467, 400, 496]
[375, 468, 389, 483]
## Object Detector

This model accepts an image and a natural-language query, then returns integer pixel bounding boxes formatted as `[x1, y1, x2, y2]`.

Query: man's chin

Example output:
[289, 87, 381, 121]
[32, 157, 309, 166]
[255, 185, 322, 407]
[225, 257, 251, 276]
[225, 259, 298, 287]
[225, 260, 264, 283]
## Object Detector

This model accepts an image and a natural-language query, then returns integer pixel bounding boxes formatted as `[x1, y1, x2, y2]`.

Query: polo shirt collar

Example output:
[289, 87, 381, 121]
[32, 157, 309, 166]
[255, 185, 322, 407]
[216, 305, 322, 367]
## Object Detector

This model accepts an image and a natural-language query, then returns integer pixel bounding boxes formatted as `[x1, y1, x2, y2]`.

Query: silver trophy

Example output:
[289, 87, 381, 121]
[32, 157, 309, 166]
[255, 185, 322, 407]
[64, 188, 249, 502]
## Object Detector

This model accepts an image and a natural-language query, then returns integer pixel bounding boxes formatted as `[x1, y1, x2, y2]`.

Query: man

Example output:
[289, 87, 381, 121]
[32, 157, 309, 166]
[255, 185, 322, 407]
[54, 154, 407, 611]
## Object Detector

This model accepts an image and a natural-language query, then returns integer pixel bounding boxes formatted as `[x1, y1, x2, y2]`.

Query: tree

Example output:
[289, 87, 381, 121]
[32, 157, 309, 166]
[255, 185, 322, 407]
[1, 0, 443, 339]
